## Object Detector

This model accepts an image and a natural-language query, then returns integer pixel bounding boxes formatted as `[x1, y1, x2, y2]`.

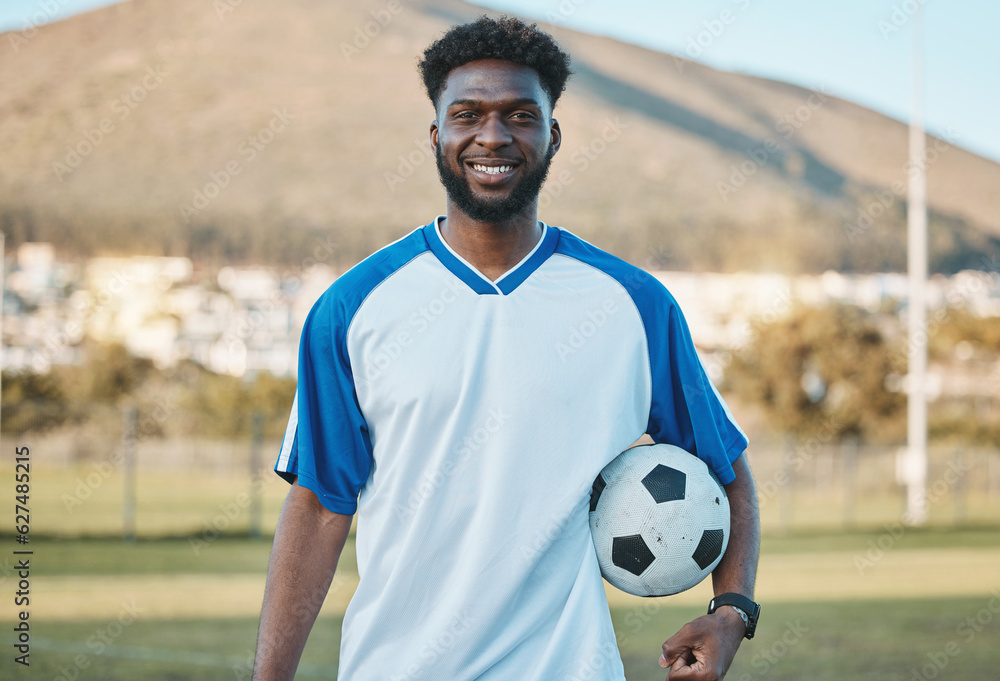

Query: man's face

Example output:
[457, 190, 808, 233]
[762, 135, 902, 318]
[431, 59, 561, 224]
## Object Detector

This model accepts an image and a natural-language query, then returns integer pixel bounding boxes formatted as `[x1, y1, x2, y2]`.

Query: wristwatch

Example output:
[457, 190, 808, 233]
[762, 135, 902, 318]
[708, 593, 761, 639]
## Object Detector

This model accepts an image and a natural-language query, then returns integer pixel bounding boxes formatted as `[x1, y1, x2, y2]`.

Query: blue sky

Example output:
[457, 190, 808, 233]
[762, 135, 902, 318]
[470, 0, 1000, 163]
[3, 0, 998, 163]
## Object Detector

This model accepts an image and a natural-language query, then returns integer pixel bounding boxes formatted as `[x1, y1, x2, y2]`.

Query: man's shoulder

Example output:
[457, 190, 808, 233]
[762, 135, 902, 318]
[552, 226, 672, 302]
[305, 224, 431, 331]
[318, 225, 430, 304]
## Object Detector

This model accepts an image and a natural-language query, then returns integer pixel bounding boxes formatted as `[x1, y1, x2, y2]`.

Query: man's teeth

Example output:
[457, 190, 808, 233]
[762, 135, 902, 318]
[473, 164, 513, 175]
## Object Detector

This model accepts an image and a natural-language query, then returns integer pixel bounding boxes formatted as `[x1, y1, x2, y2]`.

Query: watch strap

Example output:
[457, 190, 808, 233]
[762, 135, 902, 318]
[708, 593, 760, 639]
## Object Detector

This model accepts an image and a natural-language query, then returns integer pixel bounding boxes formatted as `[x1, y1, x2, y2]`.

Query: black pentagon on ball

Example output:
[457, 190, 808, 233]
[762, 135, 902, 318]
[692, 529, 725, 570]
[611, 534, 655, 576]
[641, 464, 686, 503]
[590, 473, 607, 513]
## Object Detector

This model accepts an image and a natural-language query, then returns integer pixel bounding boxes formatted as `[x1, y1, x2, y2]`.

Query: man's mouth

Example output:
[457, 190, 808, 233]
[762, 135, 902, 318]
[465, 159, 520, 184]
[471, 163, 514, 175]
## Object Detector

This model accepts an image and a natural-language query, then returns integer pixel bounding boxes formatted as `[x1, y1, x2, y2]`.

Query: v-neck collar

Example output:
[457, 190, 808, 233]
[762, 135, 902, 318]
[423, 215, 559, 296]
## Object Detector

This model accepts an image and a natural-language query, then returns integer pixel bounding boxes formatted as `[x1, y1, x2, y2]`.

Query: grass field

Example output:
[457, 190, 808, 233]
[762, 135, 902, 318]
[6, 598, 1000, 681]
[2, 528, 998, 681]
[3, 452, 998, 679]
[15, 460, 1000, 537]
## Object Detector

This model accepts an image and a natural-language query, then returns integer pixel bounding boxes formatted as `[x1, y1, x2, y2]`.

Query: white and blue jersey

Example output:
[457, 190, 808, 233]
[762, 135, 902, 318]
[275, 216, 747, 681]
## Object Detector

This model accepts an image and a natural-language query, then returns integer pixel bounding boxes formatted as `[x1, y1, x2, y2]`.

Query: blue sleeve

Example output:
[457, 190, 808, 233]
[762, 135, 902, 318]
[273, 290, 373, 515]
[645, 289, 748, 485]
[551, 230, 748, 485]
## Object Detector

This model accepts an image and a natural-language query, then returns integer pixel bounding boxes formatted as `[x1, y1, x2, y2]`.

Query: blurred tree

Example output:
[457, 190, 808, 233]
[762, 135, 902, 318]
[1, 369, 72, 434]
[925, 307, 1000, 445]
[724, 304, 906, 443]
[178, 366, 296, 439]
[929, 307, 1000, 361]
[58, 342, 155, 405]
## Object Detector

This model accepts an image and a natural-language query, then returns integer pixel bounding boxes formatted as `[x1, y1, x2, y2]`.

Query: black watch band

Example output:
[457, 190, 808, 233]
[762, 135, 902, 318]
[708, 593, 760, 639]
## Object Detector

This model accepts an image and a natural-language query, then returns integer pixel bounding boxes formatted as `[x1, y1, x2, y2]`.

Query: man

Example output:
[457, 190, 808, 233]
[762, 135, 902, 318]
[253, 16, 760, 681]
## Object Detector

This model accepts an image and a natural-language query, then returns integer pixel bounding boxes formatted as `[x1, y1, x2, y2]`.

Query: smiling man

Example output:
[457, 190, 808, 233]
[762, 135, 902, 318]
[253, 16, 760, 681]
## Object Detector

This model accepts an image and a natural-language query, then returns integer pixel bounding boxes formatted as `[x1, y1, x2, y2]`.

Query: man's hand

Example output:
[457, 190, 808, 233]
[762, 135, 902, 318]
[658, 608, 746, 680]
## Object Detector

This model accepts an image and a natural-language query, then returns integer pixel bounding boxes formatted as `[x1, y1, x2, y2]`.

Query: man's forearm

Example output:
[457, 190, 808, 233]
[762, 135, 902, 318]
[253, 482, 353, 681]
[713, 451, 760, 599]
[658, 453, 761, 676]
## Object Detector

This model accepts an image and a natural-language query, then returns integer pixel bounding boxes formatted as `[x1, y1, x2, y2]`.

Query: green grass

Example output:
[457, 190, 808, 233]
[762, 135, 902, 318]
[20, 464, 292, 537]
[6, 598, 999, 680]
[4, 616, 343, 680]
[2, 530, 998, 679]
[613, 597, 1000, 681]
[0, 536, 357, 578]
[760, 524, 1000, 554]
[12, 461, 999, 539]
[8, 524, 995, 577]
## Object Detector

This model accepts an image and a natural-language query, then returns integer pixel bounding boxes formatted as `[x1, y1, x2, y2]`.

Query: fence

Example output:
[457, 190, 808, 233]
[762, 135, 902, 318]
[747, 435, 999, 531]
[1, 401, 287, 539]
[2, 404, 998, 538]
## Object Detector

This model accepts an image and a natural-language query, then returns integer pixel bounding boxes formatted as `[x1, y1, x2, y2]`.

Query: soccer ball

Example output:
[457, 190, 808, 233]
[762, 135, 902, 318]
[589, 443, 730, 597]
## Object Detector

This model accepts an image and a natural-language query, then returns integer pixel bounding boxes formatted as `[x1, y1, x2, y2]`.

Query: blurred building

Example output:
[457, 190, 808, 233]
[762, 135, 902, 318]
[2, 243, 997, 388]
[1, 246, 336, 378]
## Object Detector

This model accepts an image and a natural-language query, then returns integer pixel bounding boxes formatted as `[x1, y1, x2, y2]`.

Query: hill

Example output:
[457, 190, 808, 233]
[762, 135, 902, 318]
[1, 0, 998, 273]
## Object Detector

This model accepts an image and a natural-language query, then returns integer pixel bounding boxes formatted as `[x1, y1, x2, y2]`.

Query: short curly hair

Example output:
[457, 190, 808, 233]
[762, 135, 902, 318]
[418, 16, 572, 113]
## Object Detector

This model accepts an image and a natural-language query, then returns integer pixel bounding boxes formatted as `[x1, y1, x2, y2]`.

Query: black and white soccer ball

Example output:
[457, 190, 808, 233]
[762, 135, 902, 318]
[589, 443, 730, 597]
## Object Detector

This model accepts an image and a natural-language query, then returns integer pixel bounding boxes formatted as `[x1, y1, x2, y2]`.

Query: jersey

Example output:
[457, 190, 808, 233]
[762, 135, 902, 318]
[274, 216, 748, 681]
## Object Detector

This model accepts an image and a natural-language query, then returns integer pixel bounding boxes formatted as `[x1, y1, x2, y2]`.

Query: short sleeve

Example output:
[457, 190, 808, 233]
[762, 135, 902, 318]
[274, 291, 373, 515]
[643, 287, 748, 485]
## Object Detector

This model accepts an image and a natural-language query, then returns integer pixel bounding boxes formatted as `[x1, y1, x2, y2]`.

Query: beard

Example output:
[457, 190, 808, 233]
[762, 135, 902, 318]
[435, 143, 555, 224]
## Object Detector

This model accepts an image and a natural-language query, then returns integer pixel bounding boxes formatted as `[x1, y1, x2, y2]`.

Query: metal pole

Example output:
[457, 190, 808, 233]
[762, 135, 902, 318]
[905, 3, 929, 526]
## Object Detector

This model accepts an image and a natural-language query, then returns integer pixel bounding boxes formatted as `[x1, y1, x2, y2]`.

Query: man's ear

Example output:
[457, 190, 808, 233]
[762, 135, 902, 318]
[430, 120, 439, 154]
[549, 118, 562, 157]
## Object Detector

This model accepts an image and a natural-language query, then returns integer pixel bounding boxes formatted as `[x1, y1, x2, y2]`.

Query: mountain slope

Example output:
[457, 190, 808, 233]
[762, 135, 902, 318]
[0, 0, 997, 273]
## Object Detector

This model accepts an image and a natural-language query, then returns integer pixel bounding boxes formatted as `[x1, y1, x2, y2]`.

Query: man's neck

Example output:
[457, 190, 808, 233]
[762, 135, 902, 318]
[439, 205, 543, 282]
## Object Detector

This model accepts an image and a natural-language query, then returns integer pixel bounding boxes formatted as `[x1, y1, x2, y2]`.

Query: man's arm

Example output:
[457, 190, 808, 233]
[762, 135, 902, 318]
[659, 451, 761, 680]
[252, 481, 353, 681]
